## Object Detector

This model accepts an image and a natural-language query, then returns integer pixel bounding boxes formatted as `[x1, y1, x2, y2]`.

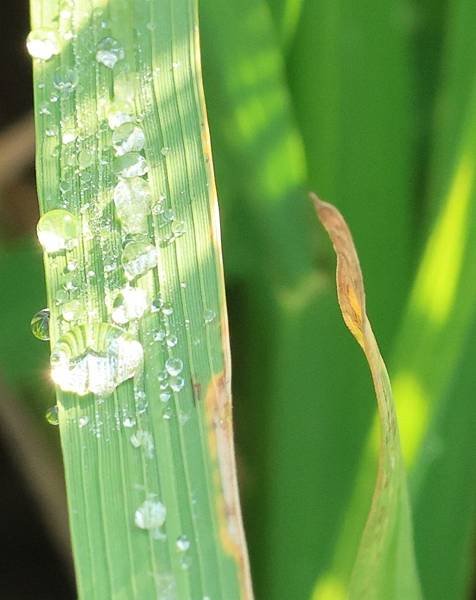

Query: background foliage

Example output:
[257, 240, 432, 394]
[0, 0, 475, 598]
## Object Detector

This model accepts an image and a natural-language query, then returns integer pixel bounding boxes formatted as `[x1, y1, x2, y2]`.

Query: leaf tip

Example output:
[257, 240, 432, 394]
[311, 193, 366, 347]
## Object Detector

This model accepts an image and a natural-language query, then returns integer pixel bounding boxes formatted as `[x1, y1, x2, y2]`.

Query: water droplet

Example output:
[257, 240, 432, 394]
[113, 178, 151, 234]
[96, 37, 125, 69]
[39, 102, 51, 116]
[31, 308, 50, 340]
[112, 286, 148, 324]
[165, 358, 183, 377]
[55, 289, 69, 306]
[153, 329, 166, 343]
[165, 335, 177, 348]
[121, 417, 134, 429]
[160, 391, 171, 403]
[45, 405, 59, 425]
[152, 194, 166, 215]
[112, 123, 145, 156]
[66, 259, 78, 272]
[113, 152, 148, 178]
[204, 308, 216, 324]
[62, 130, 76, 144]
[161, 209, 175, 224]
[26, 29, 60, 61]
[151, 294, 163, 313]
[160, 146, 170, 156]
[50, 323, 143, 396]
[162, 406, 173, 420]
[176, 534, 190, 552]
[63, 274, 80, 293]
[134, 499, 166, 530]
[130, 430, 154, 458]
[61, 299, 84, 322]
[171, 220, 186, 239]
[169, 376, 185, 393]
[135, 389, 148, 413]
[79, 416, 89, 428]
[107, 101, 134, 129]
[53, 67, 78, 93]
[162, 303, 173, 316]
[59, 179, 72, 195]
[37, 209, 79, 254]
[78, 148, 94, 169]
[45, 126, 58, 138]
[122, 240, 157, 280]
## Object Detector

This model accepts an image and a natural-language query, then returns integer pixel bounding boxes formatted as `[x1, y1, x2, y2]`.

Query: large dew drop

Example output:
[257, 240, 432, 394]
[26, 29, 60, 61]
[112, 286, 148, 324]
[113, 152, 148, 178]
[37, 209, 79, 254]
[50, 323, 143, 396]
[107, 101, 134, 129]
[122, 240, 157, 280]
[134, 499, 166, 530]
[113, 178, 151, 234]
[112, 123, 145, 156]
[31, 308, 50, 341]
[96, 37, 125, 69]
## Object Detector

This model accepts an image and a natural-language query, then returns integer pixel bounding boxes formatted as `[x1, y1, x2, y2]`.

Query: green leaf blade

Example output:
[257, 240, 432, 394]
[30, 1, 252, 598]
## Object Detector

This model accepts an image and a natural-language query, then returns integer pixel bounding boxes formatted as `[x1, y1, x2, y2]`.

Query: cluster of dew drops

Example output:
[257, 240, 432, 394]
[26, 22, 215, 554]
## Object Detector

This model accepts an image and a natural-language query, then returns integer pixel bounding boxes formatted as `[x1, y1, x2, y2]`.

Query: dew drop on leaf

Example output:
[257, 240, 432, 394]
[113, 152, 148, 178]
[113, 178, 151, 234]
[96, 37, 125, 69]
[53, 68, 78, 93]
[45, 405, 59, 426]
[26, 29, 60, 61]
[78, 149, 94, 169]
[122, 240, 157, 280]
[176, 534, 190, 552]
[165, 358, 183, 377]
[37, 209, 79, 254]
[169, 376, 185, 392]
[203, 308, 216, 324]
[112, 123, 145, 156]
[62, 130, 76, 144]
[134, 499, 166, 530]
[160, 391, 171, 403]
[31, 308, 50, 341]
[130, 430, 154, 458]
[112, 286, 148, 325]
[165, 335, 177, 348]
[107, 101, 134, 129]
[50, 323, 143, 396]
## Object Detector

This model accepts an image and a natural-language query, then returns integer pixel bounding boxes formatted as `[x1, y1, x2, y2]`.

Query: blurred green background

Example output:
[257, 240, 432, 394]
[1, 0, 475, 598]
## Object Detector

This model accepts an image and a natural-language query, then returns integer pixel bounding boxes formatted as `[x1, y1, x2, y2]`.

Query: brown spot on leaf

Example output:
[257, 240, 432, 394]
[204, 372, 254, 599]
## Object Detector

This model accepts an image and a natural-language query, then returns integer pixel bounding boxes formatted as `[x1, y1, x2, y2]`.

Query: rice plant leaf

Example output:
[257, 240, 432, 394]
[312, 195, 422, 600]
[29, 1, 252, 598]
[391, 3, 476, 595]
[199, 2, 323, 598]
[284, 5, 417, 593]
